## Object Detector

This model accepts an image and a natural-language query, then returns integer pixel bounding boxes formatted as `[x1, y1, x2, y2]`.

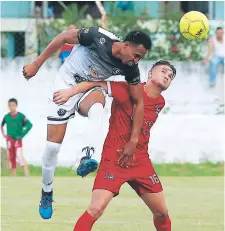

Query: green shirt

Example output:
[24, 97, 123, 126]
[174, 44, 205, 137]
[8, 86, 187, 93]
[1, 112, 32, 140]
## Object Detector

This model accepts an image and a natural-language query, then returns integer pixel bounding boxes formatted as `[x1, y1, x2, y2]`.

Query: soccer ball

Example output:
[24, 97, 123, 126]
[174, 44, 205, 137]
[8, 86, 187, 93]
[179, 11, 210, 40]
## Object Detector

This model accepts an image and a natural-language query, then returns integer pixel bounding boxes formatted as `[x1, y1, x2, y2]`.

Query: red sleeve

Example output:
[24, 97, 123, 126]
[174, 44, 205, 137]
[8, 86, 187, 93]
[158, 96, 165, 112]
[60, 44, 73, 52]
[107, 81, 130, 104]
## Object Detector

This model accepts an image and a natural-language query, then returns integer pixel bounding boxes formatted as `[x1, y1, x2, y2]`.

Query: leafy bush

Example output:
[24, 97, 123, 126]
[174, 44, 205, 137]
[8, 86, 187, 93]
[36, 3, 210, 61]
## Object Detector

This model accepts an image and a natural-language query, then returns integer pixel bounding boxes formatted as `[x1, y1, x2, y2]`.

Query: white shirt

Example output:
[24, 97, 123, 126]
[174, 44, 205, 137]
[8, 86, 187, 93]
[212, 37, 225, 58]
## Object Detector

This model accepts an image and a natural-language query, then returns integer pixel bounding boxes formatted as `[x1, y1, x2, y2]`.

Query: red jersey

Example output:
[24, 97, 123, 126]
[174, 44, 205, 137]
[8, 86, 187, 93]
[102, 82, 165, 163]
[59, 43, 73, 53]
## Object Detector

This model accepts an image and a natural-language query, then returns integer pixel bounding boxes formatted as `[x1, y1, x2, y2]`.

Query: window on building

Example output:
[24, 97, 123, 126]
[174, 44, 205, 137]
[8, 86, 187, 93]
[181, 1, 209, 15]
[1, 33, 8, 57]
[35, 1, 102, 18]
[14, 32, 25, 57]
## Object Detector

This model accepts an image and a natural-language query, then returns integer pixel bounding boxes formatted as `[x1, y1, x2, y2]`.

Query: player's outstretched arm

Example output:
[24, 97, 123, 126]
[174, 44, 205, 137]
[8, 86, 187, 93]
[34, 29, 80, 67]
[23, 29, 80, 80]
[53, 81, 108, 105]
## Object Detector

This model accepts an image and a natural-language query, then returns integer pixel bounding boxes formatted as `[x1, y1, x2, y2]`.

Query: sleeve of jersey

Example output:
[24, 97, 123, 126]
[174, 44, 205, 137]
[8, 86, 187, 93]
[124, 65, 141, 85]
[107, 81, 129, 103]
[1, 117, 6, 127]
[20, 118, 32, 139]
[77, 27, 99, 46]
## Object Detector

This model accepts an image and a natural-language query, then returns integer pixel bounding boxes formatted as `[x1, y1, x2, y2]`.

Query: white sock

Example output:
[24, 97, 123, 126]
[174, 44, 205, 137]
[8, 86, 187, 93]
[86, 103, 104, 161]
[42, 141, 61, 192]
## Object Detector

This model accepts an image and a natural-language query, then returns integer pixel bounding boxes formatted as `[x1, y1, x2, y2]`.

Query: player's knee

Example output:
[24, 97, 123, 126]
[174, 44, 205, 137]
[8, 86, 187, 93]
[153, 209, 169, 219]
[47, 124, 67, 143]
[79, 90, 105, 116]
[21, 162, 27, 167]
[87, 203, 105, 219]
[42, 141, 61, 167]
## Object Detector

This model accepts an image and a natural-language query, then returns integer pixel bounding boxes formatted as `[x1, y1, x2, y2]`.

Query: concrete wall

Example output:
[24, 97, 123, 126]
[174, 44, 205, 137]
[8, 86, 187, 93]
[0, 59, 224, 165]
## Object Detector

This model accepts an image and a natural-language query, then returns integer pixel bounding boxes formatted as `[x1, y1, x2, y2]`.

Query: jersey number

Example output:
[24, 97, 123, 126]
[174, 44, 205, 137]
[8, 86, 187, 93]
[149, 174, 160, 184]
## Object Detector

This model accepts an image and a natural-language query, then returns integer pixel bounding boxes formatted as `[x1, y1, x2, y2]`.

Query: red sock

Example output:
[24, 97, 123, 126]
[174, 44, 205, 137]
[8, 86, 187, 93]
[153, 215, 171, 231]
[73, 211, 97, 231]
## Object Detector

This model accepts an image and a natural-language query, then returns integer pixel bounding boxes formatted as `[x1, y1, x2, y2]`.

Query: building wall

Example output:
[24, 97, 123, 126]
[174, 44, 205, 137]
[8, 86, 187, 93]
[0, 19, 37, 58]
[1, 1, 224, 58]
[1, 1, 32, 18]
[1, 1, 35, 58]
[214, 1, 224, 20]
[104, 1, 160, 18]
[104, 1, 224, 20]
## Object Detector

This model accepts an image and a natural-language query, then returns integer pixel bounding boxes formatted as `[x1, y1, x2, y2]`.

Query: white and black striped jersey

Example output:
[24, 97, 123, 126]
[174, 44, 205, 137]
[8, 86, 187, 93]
[62, 27, 140, 85]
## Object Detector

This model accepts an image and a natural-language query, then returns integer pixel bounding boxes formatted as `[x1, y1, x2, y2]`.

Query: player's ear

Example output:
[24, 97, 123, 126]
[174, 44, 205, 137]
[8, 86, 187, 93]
[148, 70, 152, 79]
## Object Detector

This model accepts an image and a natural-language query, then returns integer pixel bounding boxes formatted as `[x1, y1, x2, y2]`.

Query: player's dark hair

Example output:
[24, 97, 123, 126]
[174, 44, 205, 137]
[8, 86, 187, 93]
[124, 30, 152, 50]
[216, 27, 223, 31]
[151, 60, 176, 79]
[8, 98, 18, 105]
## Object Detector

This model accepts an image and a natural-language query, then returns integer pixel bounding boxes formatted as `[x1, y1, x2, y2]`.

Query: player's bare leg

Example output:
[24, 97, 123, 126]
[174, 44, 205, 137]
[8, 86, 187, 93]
[39, 123, 67, 219]
[47, 123, 67, 143]
[8, 150, 17, 176]
[11, 168, 16, 176]
[18, 164, 29, 176]
[77, 90, 105, 177]
[141, 191, 171, 231]
[19, 160, 29, 177]
[74, 189, 114, 231]
[16, 148, 29, 176]
[23, 164, 29, 176]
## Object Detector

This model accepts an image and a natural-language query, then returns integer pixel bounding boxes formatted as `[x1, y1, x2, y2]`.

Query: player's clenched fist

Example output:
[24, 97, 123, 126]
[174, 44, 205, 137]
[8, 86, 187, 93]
[23, 62, 39, 80]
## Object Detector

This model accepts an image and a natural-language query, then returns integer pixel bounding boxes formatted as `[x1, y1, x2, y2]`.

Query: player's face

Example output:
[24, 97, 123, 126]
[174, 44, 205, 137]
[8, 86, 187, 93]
[216, 29, 223, 40]
[8, 102, 17, 113]
[121, 42, 147, 65]
[149, 65, 173, 90]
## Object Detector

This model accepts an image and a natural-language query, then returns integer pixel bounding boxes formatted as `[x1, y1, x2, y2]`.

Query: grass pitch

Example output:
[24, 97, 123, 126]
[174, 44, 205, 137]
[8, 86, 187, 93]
[1, 177, 224, 231]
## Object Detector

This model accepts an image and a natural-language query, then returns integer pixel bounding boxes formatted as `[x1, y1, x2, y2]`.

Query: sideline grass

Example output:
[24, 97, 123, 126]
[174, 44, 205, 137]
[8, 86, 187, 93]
[1, 162, 224, 176]
[1, 177, 224, 231]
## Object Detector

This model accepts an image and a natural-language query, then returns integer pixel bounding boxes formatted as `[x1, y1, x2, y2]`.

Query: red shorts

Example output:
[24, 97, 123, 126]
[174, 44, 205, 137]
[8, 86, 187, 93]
[93, 157, 163, 197]
[6, 136, 23, 169]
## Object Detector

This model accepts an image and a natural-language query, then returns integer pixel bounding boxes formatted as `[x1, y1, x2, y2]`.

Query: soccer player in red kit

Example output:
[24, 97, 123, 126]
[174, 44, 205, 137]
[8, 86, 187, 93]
[54, 60, 176, 231]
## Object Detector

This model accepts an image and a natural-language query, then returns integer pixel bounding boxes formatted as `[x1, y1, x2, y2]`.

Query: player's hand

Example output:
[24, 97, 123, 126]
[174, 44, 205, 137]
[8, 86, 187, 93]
[53, 89, 73, 104]
[23, 62, 39, 80]
[201, 59, 208, 65]
[117, 141, 137, 168]
[15, 136, 22, 140]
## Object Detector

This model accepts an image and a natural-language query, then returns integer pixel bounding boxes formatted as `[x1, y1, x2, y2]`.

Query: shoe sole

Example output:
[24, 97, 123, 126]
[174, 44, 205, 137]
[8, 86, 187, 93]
[77, 160, 98, 177]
